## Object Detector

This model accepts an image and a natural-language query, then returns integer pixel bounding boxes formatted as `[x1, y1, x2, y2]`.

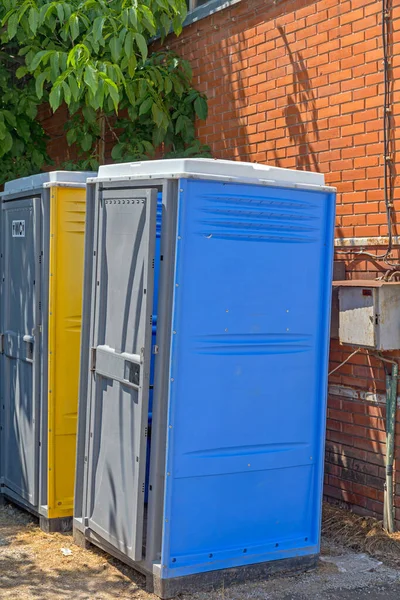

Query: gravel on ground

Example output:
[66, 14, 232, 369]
[1, 501, 400, 599]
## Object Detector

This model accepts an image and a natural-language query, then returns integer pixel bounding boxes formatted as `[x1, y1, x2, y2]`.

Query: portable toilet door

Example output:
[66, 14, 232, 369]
[0, 171, 95, 532]
[74, 159, 336, 598]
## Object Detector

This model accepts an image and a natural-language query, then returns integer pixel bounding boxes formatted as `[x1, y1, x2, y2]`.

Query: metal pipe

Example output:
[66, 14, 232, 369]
[385, 361, 398, 533]
[378, 355, 398, 533]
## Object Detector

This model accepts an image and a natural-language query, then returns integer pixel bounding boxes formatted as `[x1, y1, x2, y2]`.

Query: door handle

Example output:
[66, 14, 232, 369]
[23, 335, 34, 362]
[94, 345, 141, 390]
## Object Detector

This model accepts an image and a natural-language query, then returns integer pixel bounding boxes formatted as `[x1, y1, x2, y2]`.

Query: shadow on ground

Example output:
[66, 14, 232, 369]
[0, 502, 150, 600]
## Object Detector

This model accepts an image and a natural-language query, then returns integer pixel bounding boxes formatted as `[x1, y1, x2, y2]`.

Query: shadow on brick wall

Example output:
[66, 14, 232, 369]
[279, 26, 319, 172]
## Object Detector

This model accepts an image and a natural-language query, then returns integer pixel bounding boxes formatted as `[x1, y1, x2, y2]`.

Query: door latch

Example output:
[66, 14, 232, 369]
[90, 347, 96, 372]
[23, 335, 34, 362]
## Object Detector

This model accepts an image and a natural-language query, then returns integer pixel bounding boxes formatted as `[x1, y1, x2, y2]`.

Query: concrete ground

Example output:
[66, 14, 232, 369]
[1, 501, 400, 599]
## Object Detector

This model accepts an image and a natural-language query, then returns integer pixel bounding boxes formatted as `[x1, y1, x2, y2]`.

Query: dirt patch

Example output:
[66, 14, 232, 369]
[322, 503, 400, 567]
[0, 502, 155, 599]
[1, 500, 400, 600]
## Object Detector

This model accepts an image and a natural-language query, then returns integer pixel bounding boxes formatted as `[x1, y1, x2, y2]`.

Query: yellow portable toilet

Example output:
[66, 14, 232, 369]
[0, 171, 95, 531]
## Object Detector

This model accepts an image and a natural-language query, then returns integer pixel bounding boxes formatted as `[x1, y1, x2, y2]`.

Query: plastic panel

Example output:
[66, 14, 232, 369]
[47, 185, 87, 518]
[85, 188, 157, 562]
[95, 158, 327, 189]
[3, 171, 95, 195]
[1, 197, 40, 506]
[160, 178, 336, 578]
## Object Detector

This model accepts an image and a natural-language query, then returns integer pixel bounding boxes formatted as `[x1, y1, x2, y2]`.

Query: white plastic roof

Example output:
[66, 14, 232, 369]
[2, 171, 96, 195]
[93, 158, 331, 190]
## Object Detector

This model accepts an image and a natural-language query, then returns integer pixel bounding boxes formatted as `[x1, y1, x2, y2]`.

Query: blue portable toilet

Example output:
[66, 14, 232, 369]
[74, 159, 336, 598]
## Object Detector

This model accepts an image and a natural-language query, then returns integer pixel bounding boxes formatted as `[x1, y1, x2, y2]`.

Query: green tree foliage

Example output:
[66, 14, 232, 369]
[0, 0, 209, 179]
[0, 62, 50, 185]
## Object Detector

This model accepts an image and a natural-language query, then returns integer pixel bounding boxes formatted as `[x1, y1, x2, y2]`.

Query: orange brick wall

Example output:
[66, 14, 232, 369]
[40, 0, 400, 524]
[158, 0, 393, 249]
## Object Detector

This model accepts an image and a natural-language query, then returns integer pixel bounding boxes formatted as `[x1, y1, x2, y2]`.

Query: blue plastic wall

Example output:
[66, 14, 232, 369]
[160, 178, 336, 578]
[149, 192, 163, 416]
[145, 192, 163, 503]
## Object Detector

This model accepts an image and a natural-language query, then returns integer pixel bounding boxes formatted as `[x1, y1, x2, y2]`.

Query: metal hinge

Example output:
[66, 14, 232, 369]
[0, 334, 4, 354]
[153, 345, 159, 355]
[90, 347, 96, 371]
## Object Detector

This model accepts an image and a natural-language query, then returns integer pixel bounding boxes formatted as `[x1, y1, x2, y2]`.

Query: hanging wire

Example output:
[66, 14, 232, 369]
[336, 0, 398, 270]
[328, 347, 363, 376]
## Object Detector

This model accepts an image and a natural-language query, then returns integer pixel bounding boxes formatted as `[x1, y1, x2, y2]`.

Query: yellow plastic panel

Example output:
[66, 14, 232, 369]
[48, 185, 86, 518]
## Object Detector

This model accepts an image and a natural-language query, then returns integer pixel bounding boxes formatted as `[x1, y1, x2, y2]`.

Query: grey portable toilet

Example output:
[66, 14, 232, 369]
[0, 171, 95, 531]
[74, 159, 336, 597]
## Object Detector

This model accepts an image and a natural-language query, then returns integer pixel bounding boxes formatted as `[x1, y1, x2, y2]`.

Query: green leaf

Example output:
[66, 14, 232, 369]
[160, 14, 171, 36]
[111, 142, 125, 160]
[81, 133, 93, 151]
[35, 72, 47, 99]
[140, 6, 156, 31]
[68, 74, 80, 101]
[194, 95, 208, 120]
[66, 128, 77, 145]
[164, 78, 172, 95]
[94, 78, 105, 109]
[16, 66, 28, 79]
[82, 106, 97, 123]
[62, 81, 71, 104]
[30, 50, 51, 72]
[0, 121, 7, 142]
[84, 66, 98, 96]
[7, 13, 19, 40]
[92, 16, 105, 42]
[29, 7, 39, 35]
[106, 79, 120, 112]
[2, 110, 16, 127]
[142, 140, 154, 154]
[173, 76, 183, 96]
[110, 36, 122, 63]
[39, 4, 48, 25]
[50, 52, 60, 80]
[0, 132, 13, 156]
[69, 15, 79, 41]
[56, 3, 65, 23]
[135, 33, 148, 61]
[128, 54, 137, 78]
[139, 96, 153, 115]
[152, 103, 164, 128]
[175, 114, 185, 134]
[16, 118, 30, 141]
[25, 103, 38, 120]
[172, 16, 183, 36]
[128, 7, 138, 28]
[32, 148, 44, 166]
[49, 85, 63, 111]
[124, 30, 134, 59]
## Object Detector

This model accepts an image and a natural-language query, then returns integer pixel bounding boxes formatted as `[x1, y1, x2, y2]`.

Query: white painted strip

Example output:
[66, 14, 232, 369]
[328, 383, 400, 405]
[334, 236, 400, 247]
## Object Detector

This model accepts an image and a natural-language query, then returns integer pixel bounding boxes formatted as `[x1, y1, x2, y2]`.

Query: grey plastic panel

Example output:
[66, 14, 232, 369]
[145, 179, 178, 568]
[2, 171, 96, 195]
[38, 189, 50, 515]
[1, 197, 41, 505]
[94, 158, 329, 189]
[85, 188, 157, 562]
[74, 182, 97, 527]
